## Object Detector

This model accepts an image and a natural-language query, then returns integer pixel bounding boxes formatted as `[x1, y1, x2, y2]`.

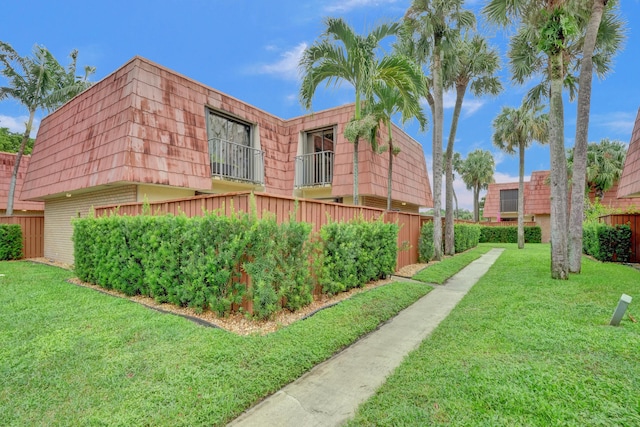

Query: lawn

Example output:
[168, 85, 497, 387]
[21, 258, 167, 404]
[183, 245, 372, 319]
[348, 244, 640, 426]
[412, 243, 495, 284]
[0, 261, 431, 426]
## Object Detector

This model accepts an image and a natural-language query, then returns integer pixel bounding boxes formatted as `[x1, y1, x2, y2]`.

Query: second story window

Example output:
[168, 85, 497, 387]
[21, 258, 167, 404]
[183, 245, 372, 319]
[206, 110, 264, 184]
[295, 127, 335, 188]
[500, 189, 518, 212]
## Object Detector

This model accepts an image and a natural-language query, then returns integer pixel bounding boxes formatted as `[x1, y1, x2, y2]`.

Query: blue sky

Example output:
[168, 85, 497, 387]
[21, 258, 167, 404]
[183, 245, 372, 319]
[1, 0, 638, 210]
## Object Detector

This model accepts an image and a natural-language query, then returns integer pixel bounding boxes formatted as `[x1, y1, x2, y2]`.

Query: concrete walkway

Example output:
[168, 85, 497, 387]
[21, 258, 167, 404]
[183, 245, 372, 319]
[228, 248, 505, 427]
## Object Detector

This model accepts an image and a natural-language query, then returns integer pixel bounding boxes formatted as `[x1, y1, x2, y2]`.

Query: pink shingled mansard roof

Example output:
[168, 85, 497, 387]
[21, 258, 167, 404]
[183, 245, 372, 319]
[483, 181, 520, 219]
[22, 57, 432, 208]
[0, 152, 44, 212]
[618, 107, 640, 198]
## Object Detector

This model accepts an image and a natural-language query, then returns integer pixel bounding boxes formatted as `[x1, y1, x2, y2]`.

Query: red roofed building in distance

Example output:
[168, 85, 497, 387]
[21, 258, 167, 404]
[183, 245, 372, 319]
[0, 153, 44, 215]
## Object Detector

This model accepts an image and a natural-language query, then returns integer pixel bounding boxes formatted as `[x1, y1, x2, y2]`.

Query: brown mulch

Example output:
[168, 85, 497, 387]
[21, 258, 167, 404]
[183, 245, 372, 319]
[28, 257, 430, 336]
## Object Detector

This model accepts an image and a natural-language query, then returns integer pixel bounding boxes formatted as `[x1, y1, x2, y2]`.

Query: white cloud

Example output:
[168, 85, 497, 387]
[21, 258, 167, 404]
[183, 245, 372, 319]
[0, 115, 39, 137]
[256, 43, 308, 81]
[590, 111, 636, 137]
[493, 171, 529, 184]
[442, 90, 485, 116]
[324, 0, 401, 13]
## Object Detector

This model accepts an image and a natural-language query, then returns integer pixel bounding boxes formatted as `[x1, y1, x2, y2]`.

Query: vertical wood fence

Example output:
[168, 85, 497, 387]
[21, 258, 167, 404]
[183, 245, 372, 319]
[94, 192, 421, 269]
[600, 214, 640, 263]
[0, 216, 44, 259]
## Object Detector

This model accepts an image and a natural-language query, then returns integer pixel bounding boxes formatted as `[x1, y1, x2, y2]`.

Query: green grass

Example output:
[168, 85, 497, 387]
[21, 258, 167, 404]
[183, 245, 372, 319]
[0, 261, 431, 426]
[348, 244, 640, 426]
[412, 243, 495, 284]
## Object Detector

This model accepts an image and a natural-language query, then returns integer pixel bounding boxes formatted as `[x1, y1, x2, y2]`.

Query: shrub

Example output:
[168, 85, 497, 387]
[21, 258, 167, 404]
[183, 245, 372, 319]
[73, 208, 314, 320]
[418, 222, 435, 262]
[0, 224, 22, 260]
[479, 226, 542, 243]
[319, 218, 398, 295]
[453, 224, 481, 253]
[583, 222, 631, 263]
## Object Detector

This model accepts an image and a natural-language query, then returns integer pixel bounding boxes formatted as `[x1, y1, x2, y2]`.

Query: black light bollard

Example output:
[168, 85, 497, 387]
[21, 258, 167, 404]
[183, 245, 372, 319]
[610, 294, 632, 326]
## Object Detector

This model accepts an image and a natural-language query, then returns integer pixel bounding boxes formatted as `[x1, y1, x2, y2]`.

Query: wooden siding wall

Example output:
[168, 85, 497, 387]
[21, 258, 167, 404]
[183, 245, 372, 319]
[94, 192, 421, 269]
[600, 214, 640, 263]
[0, 216, 44, 258]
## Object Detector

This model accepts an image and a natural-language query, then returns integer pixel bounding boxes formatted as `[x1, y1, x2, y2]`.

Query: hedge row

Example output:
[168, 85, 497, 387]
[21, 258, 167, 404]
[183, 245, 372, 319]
[320, 219, 397, 294]
[479, 226, 542, 243]
[418, 222, 481, 262]
[0, 224, 22, 260]
[454, 224, 481, 253]
[73, 212, 398, 319]
[583, 223, 631, 263]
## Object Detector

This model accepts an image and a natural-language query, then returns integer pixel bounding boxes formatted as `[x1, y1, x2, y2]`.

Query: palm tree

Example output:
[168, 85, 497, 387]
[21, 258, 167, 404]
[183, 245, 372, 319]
[443, 34, 503, 255]
[568, 138, 626, 199]
[299, 18, 424, 206]
[369, 81, 428, 211]
[492, 104, 549, 249]
[0, 42, 94, 216]
[458, 149, 495, 222]
[403, 0, 475, 260]
[569, 0, 625, 273]
[484, 1, 625, 279]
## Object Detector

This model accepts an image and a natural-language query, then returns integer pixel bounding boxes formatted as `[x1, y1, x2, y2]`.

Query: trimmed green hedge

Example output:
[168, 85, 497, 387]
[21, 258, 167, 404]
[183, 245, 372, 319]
[319, 219, 398, 294]
[418, 222, 435, 262]
[0, 224, 22, 260]
[583, 222, 631, 263]
[73, 211, 400, 319]
[73, 211, 314, 319]
[454, 224, 481, 253]
[479, 226, 542, 243]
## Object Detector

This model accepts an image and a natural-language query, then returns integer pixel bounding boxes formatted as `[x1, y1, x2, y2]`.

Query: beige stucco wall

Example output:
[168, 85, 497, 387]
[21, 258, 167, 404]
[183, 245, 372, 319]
[535, 214, 551, 243]
[136, 184, 195, 202]
[44, 185, 137, 265]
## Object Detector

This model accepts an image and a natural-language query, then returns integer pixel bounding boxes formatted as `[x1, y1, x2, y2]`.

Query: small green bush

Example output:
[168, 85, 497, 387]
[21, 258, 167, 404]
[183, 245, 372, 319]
[0, 224, 22, 260]
[453, 223, 481, 253]
[479, 226, 542, 243]
[418, 222, 435, 262]
[583, 222, 631, 262]
[319, 218, 398, 294]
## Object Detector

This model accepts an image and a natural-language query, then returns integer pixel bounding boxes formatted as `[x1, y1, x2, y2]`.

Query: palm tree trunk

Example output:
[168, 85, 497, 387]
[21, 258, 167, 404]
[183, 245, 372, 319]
[432, 44, 444, 261]
[387, 141, 393, 211]
[549, 51, 569, 280]
[453, 188, 459, 219]
[353, 137, 359, 205]
[473, 185, 479, 222]
[518, 142, 525, 249]
[569, 0, 606, 273]
[5, 109, 35, 217]
[445, 83, 466, 255]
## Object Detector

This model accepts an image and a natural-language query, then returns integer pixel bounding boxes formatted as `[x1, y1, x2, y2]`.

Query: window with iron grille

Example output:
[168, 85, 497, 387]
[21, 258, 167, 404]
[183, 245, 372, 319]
[500, 189, 518, 212]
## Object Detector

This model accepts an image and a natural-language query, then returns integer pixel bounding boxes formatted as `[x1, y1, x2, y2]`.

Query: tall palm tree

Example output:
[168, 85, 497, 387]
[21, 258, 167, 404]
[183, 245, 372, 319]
[369, 81, 428, 211]
[0, 42, 94, 216]
[485, 1, 625, 278]
[299, 18, 424, 206]
[568, 138, 626, 199]
[569, 0, 625, 273]
[458, 149, 495, 222]
[403, 0, 475, 261]
[443, 34, 503, 255]
[492, 104, 549, 249]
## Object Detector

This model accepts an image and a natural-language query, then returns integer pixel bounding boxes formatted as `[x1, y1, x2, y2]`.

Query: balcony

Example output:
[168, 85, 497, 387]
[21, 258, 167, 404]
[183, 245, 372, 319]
[500, 198, 518, 212]
[209, 138, 264, 184]
[294, 151, 334, 188]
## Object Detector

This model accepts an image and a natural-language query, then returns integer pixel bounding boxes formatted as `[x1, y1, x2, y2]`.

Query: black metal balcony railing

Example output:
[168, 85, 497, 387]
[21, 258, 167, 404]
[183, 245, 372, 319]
[294, 151, 334, 188]
[500, 198, 518, 213]
[209, 138, 264, 184]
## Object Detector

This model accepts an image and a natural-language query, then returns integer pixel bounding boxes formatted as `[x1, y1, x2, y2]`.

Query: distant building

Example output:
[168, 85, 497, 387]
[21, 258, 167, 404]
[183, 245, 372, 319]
[0, 152, 43, 216]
